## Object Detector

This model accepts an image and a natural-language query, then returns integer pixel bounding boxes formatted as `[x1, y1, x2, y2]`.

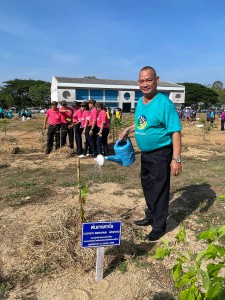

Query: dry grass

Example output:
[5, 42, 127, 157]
[0, 114, 225, 299]
[17, 208, 138, 280]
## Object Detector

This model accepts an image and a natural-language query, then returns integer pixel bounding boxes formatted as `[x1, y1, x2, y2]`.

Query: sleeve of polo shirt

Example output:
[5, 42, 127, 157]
[164, 101, 182, 134]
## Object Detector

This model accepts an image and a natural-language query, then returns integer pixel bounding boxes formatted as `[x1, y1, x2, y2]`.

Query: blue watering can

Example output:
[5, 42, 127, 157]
[96, 137, 135, 167]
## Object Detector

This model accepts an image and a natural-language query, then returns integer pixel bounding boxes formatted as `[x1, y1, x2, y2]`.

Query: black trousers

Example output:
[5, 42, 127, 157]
[96, 128, 110, 156]
[61, 123, 74, 149]
[221, 119, 225, 131]
[86, 126, 98, 157]
[141, 146, 172, 232]
[46, 124, 61, 153]
[75, 124, 83, 155]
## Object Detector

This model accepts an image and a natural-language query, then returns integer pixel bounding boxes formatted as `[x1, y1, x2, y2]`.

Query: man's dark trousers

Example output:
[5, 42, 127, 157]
[46, 124, 61, 153]
[141, 146, 172, 232]
[61, 123, 74, 149]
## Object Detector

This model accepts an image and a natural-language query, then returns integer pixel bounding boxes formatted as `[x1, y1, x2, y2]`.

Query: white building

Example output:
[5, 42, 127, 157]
[51, 76, 185, 112]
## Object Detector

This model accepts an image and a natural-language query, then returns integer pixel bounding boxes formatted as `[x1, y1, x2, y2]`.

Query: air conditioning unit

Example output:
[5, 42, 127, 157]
[58, 89, 75, 102]
[170, 92, 185, 103]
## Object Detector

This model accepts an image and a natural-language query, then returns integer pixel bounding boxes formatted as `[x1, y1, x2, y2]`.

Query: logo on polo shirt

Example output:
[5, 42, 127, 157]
[137, 115, 147, 130]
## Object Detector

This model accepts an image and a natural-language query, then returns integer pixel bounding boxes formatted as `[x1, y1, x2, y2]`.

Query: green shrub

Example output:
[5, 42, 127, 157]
[153, 225, 225, 299]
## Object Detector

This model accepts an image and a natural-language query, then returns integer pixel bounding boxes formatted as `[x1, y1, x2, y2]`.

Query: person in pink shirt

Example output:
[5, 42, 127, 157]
[71, 101, 83, 155]
[220, 110, 225, 131]
[96, 102, 110, 156]
[43, 101, 61, 154]
[86, 99, 98, 157]
[79, 101, 92, 157]
[59, 100, 74, 149]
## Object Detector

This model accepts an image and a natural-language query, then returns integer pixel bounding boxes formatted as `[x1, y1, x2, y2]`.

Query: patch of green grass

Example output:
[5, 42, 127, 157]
[19, 291, 38, 300]
[33, 263, 51, 275]
[0, 186, 51, 207]
[127, 190, 143, 199]
[1, 186, 42, 200]
[61, 181, 76, 188]
[0, 280, 14, 297]
[133, 259, 149, 269]
[117, 261, 128, 274]
[86, 173, 126, 184]
[8, 181, 37, 188]
[134, 229, 146, 240]
[111, 190, 125, 196]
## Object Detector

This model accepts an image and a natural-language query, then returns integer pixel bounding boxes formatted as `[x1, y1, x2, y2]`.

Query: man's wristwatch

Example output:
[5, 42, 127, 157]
[172, 157, 181, 163]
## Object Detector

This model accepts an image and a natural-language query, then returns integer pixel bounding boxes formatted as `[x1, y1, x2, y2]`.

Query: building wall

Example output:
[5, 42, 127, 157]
[118, 90, 135, 107]
[52, 77, 185, 109]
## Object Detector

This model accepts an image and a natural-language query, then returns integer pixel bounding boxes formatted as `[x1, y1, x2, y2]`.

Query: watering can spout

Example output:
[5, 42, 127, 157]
[105, 155, 122, 165]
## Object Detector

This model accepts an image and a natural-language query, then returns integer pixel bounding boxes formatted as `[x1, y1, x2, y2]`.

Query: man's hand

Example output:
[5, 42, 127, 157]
[119, 129, 128, 140]
[119, 124, 135, 140]
[171, 161, 182, 176]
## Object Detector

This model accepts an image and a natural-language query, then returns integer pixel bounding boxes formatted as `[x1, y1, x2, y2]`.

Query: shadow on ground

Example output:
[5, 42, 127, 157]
[168, 182, 216, 232]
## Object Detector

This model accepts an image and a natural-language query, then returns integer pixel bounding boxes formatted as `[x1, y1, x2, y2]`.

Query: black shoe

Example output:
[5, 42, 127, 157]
[134, 218, 153, 226]
[145, 230, 165, 242]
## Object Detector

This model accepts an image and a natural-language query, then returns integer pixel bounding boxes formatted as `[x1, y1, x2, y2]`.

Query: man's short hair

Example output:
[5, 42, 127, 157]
[140, 66, 157, 77]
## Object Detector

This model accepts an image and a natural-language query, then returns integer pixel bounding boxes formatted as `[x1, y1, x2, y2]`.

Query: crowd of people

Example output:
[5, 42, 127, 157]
[177, 106, 225, 131]
[0, 107, 34, 119]
[0, 107, 14, 119]
[177, 107, 197, 121]
[43, 99, 113, 157]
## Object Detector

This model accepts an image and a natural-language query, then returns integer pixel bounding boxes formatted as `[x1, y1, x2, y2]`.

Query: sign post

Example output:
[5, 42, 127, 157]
[81, 221, 122, 281]
[96, 247, 105, 281]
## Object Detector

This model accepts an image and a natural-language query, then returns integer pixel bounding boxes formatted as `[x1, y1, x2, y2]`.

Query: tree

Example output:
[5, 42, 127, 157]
[29, 84, 51, 107]
[84, 76, 98, 79]
[211, 85, 225, 106]
[212, 80, 223, 89]
[0, 79, 50, 109]
[0, 92, 14, 108]
[178, 82, 219, 108]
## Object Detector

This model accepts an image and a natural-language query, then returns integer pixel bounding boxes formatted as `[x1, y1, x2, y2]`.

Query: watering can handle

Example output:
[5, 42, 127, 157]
[118, 136, 131, 142]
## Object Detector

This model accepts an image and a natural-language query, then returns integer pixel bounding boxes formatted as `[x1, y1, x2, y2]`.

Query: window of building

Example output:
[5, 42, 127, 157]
[105, 90, 118, 101]
[90, 89, 103, 101]
[124, 92, 130, 100]
[106, 102, 118, 108]
[76, 89, 89, 100]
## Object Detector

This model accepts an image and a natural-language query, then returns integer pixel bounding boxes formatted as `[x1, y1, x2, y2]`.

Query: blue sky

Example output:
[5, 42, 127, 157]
[1, 0, 225, 86]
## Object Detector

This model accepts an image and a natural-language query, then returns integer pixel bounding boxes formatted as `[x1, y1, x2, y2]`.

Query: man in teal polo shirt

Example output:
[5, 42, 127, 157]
[120, 66, 182, 241]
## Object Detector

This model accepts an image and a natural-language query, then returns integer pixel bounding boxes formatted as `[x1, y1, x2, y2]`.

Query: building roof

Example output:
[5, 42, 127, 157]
[54, 77, 184, 88]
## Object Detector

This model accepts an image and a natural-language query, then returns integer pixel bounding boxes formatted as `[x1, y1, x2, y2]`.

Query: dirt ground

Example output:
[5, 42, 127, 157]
[0, 114, 225, 300]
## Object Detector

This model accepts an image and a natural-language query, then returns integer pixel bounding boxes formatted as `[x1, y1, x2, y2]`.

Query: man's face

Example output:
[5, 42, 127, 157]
[138, 69, 159, 98]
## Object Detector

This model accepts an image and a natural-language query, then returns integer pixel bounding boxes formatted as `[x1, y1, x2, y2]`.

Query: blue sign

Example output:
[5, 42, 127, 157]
[81, 221, 122, 248]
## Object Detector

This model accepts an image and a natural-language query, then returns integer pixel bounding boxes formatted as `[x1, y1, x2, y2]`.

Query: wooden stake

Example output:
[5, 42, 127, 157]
[60, 127, 62, 148]
[95, 247, 105, 281]
[77, 156, 85, 222]
[77, 156, 81, 202]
